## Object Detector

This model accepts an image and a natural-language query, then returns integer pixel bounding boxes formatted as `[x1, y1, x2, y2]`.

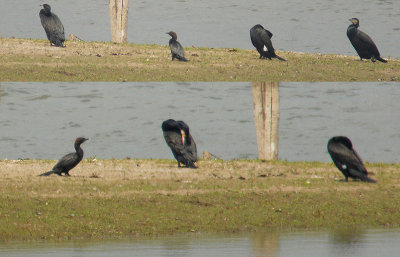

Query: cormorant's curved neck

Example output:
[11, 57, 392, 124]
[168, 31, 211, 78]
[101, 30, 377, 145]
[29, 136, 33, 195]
[74, 143, 84, 158]
[347, 24, 358, 36]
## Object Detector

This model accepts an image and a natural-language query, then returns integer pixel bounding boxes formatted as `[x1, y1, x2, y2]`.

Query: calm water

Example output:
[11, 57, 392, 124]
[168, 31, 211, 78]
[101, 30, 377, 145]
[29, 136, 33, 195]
[1, 229, 400, 256]
[0, 82, 256, 160]
[0, 0, 399, 57]
[0, 82, 399, 163]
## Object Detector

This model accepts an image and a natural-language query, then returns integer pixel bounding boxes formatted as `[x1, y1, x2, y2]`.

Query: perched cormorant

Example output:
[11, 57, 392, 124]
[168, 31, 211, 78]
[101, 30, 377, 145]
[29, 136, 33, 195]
[327, 136, 376, 183]
[39, 137, 88, 176]
[250, 24, 286, 61]
[166, 31, 189, 62]
[162, 119, 197, 168]
[347, 18, 386, 63]
[39, 4, 65, 47]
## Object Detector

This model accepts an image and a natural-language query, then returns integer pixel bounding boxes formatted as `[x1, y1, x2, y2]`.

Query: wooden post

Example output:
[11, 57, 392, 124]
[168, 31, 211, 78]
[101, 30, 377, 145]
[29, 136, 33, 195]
[109, 0, 129, 43]
[252, 82, 280, 160]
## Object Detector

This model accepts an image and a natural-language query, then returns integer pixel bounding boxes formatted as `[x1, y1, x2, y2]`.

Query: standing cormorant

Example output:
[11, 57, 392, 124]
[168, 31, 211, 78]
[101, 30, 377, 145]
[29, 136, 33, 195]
[39, 4, 65, 47]
[327, 136, 376, 183]
[166, 31, 189, 62]
[162, 119, 197, 168]
[347, 18, 386, 63]
[39, 137, 88, 176]
[250, 24, 286, 61]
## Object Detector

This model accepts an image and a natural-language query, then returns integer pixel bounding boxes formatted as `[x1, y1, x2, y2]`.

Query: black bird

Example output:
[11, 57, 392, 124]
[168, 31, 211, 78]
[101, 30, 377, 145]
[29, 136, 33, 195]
[39, 4, 65, 47]
[327, 136, 376, 183]
[162, 119, 197, 168]
[166, 31, 189, 62]
[347, 18, 386, 63]
[250, 24, 286, 61]
[39, 137, 88, 176]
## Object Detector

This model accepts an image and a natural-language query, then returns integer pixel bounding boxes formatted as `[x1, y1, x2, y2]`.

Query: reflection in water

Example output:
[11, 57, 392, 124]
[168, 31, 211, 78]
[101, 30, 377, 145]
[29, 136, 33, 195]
[1, 229, 400, 257]
[330, 228, 366, 245]
[252, 232, 279, 257]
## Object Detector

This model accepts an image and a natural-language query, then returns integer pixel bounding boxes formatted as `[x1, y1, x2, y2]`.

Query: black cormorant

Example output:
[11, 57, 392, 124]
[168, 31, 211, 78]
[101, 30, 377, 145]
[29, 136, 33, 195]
[347, 18, 386, 63]
[39, 137, 88, 176]
[166, 31, 189, 62]
[250, 24, 286, 61]
[327, 136, 376, 183]
[162, 119, 197, 168]
[39, 4, 65, 47]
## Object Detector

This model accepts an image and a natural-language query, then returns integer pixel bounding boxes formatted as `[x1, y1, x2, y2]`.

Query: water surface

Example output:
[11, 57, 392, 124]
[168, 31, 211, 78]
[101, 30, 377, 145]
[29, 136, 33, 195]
[0, 0, 399, 57]
[0, 82, 399, 163]
[1, 229, 400, 257]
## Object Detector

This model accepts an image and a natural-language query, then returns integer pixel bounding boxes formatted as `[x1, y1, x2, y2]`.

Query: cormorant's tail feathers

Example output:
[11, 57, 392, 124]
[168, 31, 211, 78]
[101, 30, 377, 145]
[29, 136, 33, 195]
[39, 170, 54, 176]
[274, 55, 286, 61]
[361, 176, 377, 183]
[377, 57, 387, 63]
[178, 57, 189, 62]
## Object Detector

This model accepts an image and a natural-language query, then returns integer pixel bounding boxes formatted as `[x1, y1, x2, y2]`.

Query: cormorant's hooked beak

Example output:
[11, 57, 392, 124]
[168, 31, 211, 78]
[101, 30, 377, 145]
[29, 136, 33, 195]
[349, 18, 357, 25]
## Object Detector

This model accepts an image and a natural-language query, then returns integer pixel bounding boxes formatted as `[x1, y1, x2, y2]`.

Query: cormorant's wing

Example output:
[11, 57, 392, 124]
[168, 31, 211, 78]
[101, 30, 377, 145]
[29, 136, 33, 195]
[328, 145, 348, 172]
[328, 142, 367, 174]
[40, 13, 65, 41]
[354, 30, 380, 56]
[184, 135, 197, 163]
[169, 41, 185, 58]
[351, 148, 368, 174]
[257, 28, 274, 53]
[53, 152, 78, 172]
[163, 131, 186, 156]
[264, 29, 273, 39]
[250, 27, 266, 51]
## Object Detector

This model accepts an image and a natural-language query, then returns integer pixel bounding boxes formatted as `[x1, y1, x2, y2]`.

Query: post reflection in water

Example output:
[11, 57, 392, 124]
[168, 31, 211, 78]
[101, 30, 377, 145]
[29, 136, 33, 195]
[251, 231, 279, 257]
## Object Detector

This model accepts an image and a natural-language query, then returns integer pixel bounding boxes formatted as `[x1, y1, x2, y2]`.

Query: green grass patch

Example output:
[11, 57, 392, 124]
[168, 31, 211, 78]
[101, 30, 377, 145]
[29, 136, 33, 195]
[0, 159, 398, 241]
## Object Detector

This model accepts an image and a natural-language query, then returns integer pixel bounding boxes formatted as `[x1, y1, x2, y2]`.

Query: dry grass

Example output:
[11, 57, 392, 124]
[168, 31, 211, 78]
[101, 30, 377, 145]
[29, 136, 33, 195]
[1, 37, 399, 82]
